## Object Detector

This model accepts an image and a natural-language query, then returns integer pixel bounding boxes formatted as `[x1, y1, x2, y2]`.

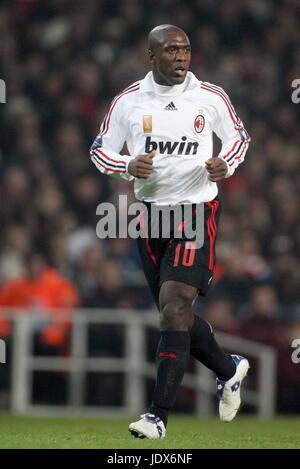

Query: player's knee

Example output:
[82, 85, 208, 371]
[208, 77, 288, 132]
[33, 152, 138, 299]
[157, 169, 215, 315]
[160, 301, 190, 330]
[159, 282, 195, 330]
[159, 281, 196, 311]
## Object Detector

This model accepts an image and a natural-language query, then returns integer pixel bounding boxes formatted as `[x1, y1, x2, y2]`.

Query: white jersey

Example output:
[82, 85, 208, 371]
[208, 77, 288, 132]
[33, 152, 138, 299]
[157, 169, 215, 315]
[90, 71, 250, 205]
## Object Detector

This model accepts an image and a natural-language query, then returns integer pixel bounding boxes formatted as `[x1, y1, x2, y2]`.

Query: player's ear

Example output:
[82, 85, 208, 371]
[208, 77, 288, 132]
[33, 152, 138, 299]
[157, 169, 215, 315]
[148, 49, 155, 64]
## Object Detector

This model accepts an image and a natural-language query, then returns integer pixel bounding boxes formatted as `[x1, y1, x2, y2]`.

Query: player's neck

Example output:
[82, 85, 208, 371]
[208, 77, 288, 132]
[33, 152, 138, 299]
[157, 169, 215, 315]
[151, 73, 187, 96]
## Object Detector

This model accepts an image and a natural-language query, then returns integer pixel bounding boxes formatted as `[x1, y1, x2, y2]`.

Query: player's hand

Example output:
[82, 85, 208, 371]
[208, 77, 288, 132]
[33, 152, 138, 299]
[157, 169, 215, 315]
[205, 157, 228, 182]
[128, 151, 156, 178]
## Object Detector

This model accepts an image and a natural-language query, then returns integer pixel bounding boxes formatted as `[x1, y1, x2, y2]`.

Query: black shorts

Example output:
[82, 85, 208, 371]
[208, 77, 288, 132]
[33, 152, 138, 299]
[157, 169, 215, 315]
[137, 196, 221, 307]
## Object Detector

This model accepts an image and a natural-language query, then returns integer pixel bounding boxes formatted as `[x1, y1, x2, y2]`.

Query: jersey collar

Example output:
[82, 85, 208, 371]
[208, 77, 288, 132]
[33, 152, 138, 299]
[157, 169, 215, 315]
[139, 71, 200, 96]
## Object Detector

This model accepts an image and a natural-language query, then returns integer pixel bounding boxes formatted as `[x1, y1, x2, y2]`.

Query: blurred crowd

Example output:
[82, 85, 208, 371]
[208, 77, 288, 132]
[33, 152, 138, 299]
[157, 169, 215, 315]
[0, 0, 300, 411]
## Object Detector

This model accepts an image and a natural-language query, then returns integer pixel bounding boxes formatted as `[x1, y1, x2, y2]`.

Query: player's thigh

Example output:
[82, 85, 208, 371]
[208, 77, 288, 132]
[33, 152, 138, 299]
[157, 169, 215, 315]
[159, 198, 221, 296]
[136, 236, 161, 308]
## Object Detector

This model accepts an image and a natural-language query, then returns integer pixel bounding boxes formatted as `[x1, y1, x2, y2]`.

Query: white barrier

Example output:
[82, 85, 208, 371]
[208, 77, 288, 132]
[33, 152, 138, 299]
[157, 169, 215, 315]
[0, 308, 277, 417]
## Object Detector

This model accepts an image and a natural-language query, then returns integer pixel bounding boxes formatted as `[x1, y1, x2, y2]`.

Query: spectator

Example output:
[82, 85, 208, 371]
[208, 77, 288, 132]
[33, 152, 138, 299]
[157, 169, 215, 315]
[202, 298, 240, 335]
[0, 253, 79, 351]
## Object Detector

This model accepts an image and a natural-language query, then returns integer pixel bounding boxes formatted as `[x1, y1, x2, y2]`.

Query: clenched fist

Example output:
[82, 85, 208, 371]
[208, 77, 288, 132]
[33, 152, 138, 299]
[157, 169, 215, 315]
[128, 150, 156, 178]
[205, 157, 228, 182]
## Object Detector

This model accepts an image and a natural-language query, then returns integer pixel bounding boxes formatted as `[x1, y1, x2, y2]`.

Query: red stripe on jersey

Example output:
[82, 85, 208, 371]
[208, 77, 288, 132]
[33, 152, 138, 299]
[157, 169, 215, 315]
[200, 85, 239, 131]
[100, 83, 140, 133]
[91, 154, 126, 173]
[210, 201, 218, 270]
[206, 200, 219, 270]
[222, 140, 240, 161]
[159, 352, 177, 359]
[210, 201, 217, 235]
[94, 148, 127, 166]
[228, 140, 248, 166]
[202, 83, 238, 121]
[206, 202, 213, 270]
[146, 238, 158, 267]
[137, 211, 145, 231]
[101, 85, 140, 136]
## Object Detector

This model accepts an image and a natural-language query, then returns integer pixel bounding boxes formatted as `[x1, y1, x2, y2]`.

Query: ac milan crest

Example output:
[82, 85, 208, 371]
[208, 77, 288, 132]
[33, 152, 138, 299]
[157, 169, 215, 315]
[194, 115, 205, 133]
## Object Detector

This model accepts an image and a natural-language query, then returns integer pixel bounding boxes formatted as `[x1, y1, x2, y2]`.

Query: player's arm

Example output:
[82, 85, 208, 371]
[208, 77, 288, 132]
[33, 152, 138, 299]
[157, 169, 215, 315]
[206, 86, 251, 182]
[90, 96, 156, 180]
[90, 97, 135, 181]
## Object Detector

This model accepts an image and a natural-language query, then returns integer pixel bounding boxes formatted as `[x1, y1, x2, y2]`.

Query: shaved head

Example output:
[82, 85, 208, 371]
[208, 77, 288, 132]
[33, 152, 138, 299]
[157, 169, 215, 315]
[148, 24, 187, 52]
[147, 24, 191, 86]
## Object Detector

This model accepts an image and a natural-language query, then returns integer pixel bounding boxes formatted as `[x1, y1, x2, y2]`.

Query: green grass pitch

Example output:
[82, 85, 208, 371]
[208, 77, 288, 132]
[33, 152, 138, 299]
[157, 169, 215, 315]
[0, 415, 299, 449]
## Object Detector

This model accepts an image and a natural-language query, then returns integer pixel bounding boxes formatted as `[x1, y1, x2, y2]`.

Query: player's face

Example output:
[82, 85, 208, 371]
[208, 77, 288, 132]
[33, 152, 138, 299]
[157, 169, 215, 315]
[150, 32, 191, 86]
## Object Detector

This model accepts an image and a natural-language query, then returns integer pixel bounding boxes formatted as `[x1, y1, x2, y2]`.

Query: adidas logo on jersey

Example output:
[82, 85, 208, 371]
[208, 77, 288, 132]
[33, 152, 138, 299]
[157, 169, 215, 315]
[145, 136, 199, 155]
[164, 101, 178, 110]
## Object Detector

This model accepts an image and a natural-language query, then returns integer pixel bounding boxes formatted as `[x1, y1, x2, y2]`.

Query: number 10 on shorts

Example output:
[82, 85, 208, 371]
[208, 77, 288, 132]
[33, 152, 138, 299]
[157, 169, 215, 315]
[173, 242, 196, 267]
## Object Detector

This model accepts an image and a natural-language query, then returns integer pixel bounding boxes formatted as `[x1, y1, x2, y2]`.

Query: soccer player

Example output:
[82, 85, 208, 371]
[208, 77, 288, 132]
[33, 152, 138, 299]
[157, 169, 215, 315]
[90, 25, 251, 439]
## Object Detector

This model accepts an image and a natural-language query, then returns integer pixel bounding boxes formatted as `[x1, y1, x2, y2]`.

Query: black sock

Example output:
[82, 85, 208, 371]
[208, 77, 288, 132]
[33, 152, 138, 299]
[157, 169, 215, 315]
[149, 331, 190, 427]
[190, 315, 236, 380]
